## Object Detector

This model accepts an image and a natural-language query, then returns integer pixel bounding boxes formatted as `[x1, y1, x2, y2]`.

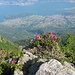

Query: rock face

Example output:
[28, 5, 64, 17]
[14, 51, 38, 75]
[29, 59, 47, 75]
[14, 51, 75, 75]
[35, 59, 75, 75]
[18, 51, 38, 65]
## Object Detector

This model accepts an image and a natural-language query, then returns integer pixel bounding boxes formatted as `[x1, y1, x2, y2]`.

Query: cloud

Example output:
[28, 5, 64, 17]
[0, 0, 75, 6]
[0, 0, 38, 6]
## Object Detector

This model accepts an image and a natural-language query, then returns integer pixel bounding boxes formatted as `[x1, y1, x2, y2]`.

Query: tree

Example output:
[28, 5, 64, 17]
[62, 32, 75, 63]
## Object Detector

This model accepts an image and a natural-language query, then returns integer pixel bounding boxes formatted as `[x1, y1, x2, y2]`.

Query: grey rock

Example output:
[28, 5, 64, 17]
[15, 51, 38, 75]
[64, 61, 75, 71]
[25, 51, 38, 59]
[18, 54, 31, 64]
[14, 51, 75, 75]
[29, 59, 47, 75]
[35, 59, 75, 75]
[18, 51, 38, 65]
[14, 69, 23, 75]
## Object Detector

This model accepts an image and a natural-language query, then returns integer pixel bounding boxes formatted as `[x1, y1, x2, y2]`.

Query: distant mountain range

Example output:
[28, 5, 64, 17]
[0, 0, 75, 6]
[0, 13, 75, 41]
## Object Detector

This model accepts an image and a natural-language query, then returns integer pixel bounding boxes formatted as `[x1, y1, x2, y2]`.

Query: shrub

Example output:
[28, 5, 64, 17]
[0, 62, 22, 75]
[29, 32, 63, 60]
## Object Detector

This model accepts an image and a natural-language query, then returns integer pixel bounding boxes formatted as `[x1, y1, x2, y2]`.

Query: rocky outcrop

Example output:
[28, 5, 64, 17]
[29, 59, 47, 75]
[14, 51, 38, 75]
[18, 50, 38, 65]
[35, 59, 75, 75]
[14, 51, 75, 75]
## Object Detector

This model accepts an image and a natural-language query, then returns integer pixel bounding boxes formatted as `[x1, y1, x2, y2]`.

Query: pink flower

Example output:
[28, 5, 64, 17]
[52, 40, 55, 43]
[35, 34, 40, 40]
[49, 32, 52, 35]
[50, 34, 54, 38]
[11, 59, 16, 64]
[50, 33, 57, 39]
[53, 34, 57, 39]
[49, 32, 54, 38]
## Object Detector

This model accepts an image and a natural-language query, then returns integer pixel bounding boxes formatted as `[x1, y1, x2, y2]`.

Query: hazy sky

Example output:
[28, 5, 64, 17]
[0, 0, 75, 6]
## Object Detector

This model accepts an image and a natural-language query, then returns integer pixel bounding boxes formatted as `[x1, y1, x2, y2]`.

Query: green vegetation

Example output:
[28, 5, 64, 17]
[0, 62, 22, 75]
[29, 32, 64, 62]
[61, 33, 75, 64]
[0, 36, 24, 75]
[0, 36, 19, 50]
[28, 32, 75, 64]
[0, 32, 75, 75]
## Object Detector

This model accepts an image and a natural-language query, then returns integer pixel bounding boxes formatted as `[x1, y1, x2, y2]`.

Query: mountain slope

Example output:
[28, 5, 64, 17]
[0, 36, 19, 50]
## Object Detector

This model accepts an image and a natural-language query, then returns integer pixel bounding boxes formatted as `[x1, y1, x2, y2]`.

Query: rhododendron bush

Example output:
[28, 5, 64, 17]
[30, 32, 59, 47]
[29, 32, 75, 65]
[30, 32, 62, 59]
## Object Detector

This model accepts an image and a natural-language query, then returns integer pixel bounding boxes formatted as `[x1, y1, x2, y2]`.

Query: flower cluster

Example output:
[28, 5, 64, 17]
[30, 32, 60, 49]
[11, 59, 16, 64]
[35, 34, 40, 40]
[49, 32, 57, 39]
[30, 32, 62, 59]
[35, 32, 57, 41]
[49, 32, 57, 43]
